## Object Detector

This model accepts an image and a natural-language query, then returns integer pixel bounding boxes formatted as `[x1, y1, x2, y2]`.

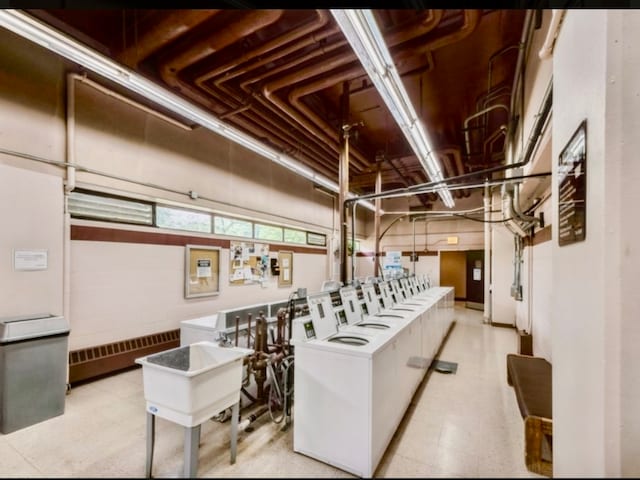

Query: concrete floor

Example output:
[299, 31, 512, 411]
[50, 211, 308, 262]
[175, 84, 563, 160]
[0, 305, 542, 477]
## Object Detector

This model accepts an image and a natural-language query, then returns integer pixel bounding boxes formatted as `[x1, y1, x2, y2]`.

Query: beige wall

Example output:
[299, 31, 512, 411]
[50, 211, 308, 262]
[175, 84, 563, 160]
[0, 164, 64, 318]
[0, 28, 336, 351]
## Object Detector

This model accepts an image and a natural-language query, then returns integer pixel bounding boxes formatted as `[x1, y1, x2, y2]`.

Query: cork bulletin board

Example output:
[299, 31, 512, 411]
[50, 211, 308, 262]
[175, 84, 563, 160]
[229, 241, 270, 285]
[277, 250, 293, 288]
[185, 245, 220, 298]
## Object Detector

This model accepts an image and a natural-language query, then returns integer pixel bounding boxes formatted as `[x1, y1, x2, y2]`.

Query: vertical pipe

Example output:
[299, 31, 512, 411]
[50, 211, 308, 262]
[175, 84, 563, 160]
[339, 81, 350, 284]
[483, 181, 491, 324]
[247, 313, 252, 349]
[374, 162, 382, 277]
[351, 201, 357, 282]
[64, 73, 77, 387]
[412, 217, 417, 276]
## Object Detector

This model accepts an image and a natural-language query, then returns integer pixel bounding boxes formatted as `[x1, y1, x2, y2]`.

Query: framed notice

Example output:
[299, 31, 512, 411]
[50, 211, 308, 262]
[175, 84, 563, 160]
[558, 120, 587, 246]
[185, 245, 220, 298]
[278, 250, 293, 288]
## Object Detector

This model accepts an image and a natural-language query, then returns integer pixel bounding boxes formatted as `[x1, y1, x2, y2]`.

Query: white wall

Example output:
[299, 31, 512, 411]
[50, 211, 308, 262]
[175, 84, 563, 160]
[616, 12, 640, 475]
[0, 164, 64, 318]
[552, 9, 640, 476]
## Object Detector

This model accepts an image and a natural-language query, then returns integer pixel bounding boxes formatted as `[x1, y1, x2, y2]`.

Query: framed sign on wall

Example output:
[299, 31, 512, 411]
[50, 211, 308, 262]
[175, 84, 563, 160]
[558, 120, 587, 246]
[185, 245, 220, 298]
[278, 250, 293, 288]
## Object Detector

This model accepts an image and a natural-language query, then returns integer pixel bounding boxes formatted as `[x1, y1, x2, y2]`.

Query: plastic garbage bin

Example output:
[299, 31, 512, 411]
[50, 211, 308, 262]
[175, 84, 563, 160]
[0, 314, 70, 434]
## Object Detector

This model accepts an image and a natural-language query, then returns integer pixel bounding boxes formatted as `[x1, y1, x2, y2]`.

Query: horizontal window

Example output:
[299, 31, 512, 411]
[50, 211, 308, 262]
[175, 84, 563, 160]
[70, 190, 327, 248]
[156, 206, 211, 233]
[68, 191, 153, 225]
[214, 216, 253, 238]
[284, 228, 307, 244]
[255, 223, 283, 242]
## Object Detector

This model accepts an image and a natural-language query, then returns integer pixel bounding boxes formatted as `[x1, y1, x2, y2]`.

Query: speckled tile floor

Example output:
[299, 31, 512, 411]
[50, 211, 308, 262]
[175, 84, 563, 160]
[0, 305, 542, 478]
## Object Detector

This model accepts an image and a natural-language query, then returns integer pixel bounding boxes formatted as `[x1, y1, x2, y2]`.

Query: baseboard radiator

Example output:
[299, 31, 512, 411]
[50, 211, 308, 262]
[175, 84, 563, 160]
[68, 329, 180, 385]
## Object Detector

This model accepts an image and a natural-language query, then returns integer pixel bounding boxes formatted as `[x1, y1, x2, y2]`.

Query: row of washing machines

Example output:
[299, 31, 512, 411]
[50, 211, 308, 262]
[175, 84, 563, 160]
[291, 276, 455, 478]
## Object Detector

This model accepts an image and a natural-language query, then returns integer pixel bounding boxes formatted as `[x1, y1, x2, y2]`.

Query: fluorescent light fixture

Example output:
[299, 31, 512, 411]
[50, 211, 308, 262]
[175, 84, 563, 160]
[0, 10, 384, 213]
[331, 9, 455, 208]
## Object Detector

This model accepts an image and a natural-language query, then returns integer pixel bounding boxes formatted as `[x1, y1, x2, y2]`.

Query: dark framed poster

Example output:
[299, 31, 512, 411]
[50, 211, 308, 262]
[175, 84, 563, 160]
[558, 120, 587, 246]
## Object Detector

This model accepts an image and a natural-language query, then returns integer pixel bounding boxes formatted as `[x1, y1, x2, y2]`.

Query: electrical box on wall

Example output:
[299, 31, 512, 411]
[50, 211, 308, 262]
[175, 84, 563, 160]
[270, 258, 280, 276]
[447, 236, 459, 245]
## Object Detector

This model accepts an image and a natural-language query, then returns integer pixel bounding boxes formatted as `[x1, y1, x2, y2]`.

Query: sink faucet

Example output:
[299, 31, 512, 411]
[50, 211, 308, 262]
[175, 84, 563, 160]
[216, 331, 233, 347]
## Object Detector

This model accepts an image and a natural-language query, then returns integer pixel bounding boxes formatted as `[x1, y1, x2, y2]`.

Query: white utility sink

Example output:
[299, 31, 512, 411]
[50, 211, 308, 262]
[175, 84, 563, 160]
[136, 341, 253, 427]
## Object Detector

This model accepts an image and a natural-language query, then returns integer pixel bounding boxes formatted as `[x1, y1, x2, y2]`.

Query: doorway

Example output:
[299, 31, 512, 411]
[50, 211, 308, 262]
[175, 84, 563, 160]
[439, 250, 485, 308]
[439, 251, 466, 300]
[465, 250, 484, 310]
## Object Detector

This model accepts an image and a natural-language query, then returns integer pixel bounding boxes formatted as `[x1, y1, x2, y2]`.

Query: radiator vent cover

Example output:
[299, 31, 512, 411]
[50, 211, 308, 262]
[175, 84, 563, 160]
[68, 329, 180, 385]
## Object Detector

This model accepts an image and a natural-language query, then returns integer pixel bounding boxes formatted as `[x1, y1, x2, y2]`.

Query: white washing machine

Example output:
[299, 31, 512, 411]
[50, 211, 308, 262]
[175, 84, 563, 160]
[337, 286, 404, 335]
[293, 290, 424, 478]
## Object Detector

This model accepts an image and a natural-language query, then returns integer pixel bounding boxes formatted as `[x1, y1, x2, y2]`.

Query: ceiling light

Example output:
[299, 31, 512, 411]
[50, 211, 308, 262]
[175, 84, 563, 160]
[331, 9, 455, 208]
[0, 10, 384, 213]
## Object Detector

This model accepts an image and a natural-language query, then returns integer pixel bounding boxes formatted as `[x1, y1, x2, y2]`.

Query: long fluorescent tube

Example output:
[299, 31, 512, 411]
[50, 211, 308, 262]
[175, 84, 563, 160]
[0, 9, 379, 214]
[331, 9, 455, 208]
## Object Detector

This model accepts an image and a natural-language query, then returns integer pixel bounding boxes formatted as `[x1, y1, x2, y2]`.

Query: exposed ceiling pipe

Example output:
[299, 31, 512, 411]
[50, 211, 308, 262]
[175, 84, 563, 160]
[259, 10, 444, 171]
[539, 9, 565, 60]
[159, 10, 284, 77]
[157, 69, 338, 179]
[209, 38, 351, 167]
[118, 10, 221, 68]
[284, 10, 481, 184]
[195, 10, 332, 86]
[153, 11, 339, 178]
[438, 147, 468, 197]
[463, 103, 509, 159]
[148, 12, 342, 171]
[483, 125, 508, 160]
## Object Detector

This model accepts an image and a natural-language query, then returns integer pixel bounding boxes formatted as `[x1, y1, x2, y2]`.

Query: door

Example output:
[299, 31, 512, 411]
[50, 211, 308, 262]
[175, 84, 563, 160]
[465, 250, 484, 310]
[439, 251, 466, 300]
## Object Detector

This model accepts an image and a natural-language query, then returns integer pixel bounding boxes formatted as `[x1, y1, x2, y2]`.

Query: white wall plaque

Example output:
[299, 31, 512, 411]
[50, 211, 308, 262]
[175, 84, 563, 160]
[14, 249, 48, 271]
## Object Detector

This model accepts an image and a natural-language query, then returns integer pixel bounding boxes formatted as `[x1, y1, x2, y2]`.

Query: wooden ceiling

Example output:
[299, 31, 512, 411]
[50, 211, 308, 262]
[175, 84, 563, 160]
[29, 9, 527, 208]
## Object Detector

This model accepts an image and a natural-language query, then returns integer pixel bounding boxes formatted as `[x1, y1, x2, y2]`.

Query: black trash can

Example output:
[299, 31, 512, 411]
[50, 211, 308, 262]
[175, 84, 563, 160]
[0, 314, 70, 434]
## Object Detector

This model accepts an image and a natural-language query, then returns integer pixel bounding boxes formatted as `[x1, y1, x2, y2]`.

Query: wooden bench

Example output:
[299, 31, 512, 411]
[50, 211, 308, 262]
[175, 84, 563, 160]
[506, 353, 553, 477]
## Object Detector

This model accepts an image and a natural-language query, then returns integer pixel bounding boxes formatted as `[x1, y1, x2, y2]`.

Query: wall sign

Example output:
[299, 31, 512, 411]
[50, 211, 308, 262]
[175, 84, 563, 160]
[558, 120, 587, 246]
[14, 249, 48, 271]
[277, 250, 293, 288]
[185, 245, 220, 298]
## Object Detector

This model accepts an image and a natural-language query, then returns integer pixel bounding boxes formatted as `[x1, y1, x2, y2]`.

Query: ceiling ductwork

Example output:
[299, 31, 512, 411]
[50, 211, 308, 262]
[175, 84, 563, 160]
[23, 8, 527, 207]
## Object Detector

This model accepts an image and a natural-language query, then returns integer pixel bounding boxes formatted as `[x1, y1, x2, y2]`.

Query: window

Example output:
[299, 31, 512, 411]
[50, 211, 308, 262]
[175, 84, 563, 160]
[214, 216, 253, 238]
[284, 228, 307, 244]
[156, 206, 211, 233]
[254, 223, 283, 242]
[307, 232, 327, 246]
[68, 191, 153, 225]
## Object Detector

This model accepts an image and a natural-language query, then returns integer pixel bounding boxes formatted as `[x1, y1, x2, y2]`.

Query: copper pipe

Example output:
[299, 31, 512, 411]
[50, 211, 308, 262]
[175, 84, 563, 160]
[159, 10, 284, 79]
[247, 313, 252, 350]
[195, 10, 334, 87]
[261, 10, 442, 99]
[156, 68, 338, 178]
[439, 147, 469, 197]
[259, 10, 444, 171]
[190, 13, 347, 165]
[118, 10, 221, 68]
